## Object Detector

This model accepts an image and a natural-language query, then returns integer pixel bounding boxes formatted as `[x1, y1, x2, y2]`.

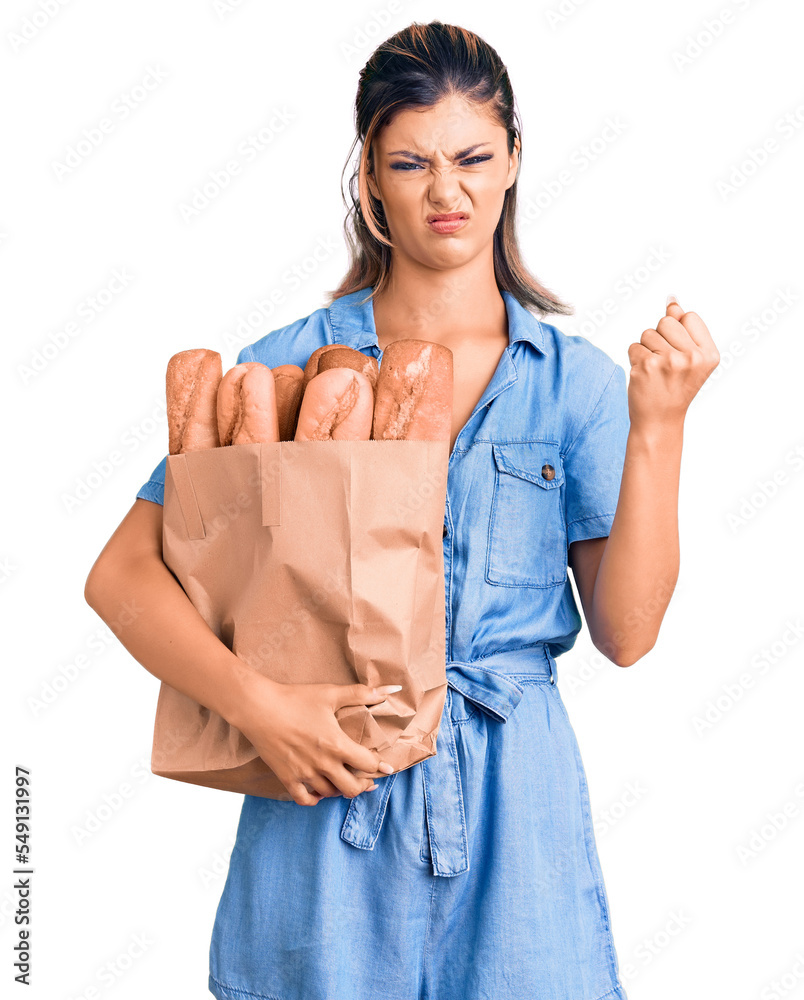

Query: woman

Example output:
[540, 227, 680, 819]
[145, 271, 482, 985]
[85, 20, 719, 1000]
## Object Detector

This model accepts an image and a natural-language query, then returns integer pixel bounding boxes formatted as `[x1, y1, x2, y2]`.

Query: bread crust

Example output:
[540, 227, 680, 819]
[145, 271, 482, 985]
[166, 348, 223, 454]
[294, 367, 374, 441]
[271, 364, 305, 441]
[216, 362, 280, 446]
[317, 347, 379, 390]
[301, 343, 346, 394]
[371, 340, 453, 441]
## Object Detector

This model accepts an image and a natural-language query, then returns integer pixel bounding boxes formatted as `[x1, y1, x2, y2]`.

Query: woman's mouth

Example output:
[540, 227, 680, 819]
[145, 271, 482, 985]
[427, 214, 468, 235]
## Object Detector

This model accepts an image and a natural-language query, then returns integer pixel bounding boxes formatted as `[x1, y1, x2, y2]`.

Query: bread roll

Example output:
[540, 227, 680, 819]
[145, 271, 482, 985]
[271, 364, 305, 441]
[294, 368, 374, 441]
[317, 348, 379, 390]
[301, 343, 349, 393]
[216, 362, 279, 446]
[166, 348, 223, 454]
[371, 340, 453, 441]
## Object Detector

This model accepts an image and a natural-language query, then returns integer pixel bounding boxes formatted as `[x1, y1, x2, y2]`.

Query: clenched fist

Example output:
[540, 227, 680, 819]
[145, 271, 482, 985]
[627, 296, 720, 431]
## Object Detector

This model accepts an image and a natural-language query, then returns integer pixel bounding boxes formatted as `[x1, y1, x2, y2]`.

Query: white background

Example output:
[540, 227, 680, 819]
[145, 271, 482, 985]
[4, 0, 803, 998]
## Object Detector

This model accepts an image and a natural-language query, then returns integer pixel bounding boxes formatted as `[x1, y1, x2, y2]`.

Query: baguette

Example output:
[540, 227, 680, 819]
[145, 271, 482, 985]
[294, 368, 374, 441]
[166, 348, 223, 454]
[216, 362, 280, 446]
[301, 343, 350, 393]
[371, 340, 453, 441]
[271, 364, 305, 441]
[316, 347, 379, 390]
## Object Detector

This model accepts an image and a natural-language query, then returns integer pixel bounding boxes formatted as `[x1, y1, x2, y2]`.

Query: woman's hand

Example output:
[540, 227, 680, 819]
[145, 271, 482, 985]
[627, 296, 720, 431]
[233, 673, 399, 806]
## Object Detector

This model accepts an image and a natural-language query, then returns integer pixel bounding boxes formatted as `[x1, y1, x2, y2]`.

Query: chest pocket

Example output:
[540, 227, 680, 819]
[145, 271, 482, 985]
[485, 441, 567, 589]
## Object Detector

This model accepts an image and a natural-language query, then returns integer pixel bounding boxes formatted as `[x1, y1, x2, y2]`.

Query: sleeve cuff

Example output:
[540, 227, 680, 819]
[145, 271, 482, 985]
[566, 513, 615, 545]
[136, 480, 165, 506]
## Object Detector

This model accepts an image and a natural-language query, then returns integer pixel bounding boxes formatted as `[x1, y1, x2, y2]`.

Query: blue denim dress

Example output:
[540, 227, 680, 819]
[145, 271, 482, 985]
[137, 287, 631, 1000]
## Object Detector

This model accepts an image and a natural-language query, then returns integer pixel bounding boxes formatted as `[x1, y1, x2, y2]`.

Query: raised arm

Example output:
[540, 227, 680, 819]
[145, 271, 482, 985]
[575, 297, 720, 666]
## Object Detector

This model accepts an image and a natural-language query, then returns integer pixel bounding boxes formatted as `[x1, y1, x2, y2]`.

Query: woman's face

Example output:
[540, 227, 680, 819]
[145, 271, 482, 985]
[366, 93, 520, 273]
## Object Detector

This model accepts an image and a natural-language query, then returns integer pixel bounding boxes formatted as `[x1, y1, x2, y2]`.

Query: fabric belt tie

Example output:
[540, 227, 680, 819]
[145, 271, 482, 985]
[340, 644, 554, 877]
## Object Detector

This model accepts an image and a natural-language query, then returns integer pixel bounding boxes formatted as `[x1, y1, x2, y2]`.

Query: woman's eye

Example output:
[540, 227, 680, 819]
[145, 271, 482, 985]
[390, 155, 492, 171]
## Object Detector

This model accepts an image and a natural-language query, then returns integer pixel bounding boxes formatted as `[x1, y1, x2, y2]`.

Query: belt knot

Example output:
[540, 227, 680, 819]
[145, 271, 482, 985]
[340, 643, 554, 876]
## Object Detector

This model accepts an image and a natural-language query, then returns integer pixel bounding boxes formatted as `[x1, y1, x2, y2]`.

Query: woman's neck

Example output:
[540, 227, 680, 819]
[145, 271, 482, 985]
[371, 268, 507, 350]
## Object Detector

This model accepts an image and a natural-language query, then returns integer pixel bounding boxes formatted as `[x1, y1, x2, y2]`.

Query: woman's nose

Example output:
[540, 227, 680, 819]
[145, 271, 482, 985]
[427, 168, 463, 202]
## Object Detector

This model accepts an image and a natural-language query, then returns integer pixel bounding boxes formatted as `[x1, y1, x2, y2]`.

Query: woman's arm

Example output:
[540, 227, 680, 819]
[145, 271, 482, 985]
[83, 498, 392, 804]
[569, 298, 719, 667]
[569, 420, 683, 666]
[84, 498, 264, 730]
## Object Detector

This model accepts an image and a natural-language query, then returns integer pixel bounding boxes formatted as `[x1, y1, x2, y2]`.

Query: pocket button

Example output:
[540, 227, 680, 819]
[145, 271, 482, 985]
[541, 464, 555, 481]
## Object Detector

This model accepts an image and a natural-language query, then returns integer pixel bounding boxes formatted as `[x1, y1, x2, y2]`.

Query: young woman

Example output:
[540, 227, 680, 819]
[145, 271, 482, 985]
[85, 20, 719, 1000]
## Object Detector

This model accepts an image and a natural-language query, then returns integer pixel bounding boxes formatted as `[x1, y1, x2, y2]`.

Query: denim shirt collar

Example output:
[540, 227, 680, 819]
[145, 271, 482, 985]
[327, 286, 547, 356]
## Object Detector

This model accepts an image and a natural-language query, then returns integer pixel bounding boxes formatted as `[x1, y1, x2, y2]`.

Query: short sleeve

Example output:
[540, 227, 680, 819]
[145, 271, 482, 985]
[563, 362, 630, 545]
[136, 454, 168, 506]
[134, 345, 253, 506]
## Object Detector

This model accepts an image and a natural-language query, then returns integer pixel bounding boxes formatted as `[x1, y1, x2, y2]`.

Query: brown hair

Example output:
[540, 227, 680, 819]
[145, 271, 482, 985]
[327, 20, 573, 317]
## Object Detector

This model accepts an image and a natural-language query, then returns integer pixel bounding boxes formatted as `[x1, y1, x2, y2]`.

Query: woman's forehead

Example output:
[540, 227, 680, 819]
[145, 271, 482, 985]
[376, 101, 503, 152]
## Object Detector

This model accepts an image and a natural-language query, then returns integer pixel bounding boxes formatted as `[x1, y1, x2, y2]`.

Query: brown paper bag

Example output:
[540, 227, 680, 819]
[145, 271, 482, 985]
[150, 438, 449, 799]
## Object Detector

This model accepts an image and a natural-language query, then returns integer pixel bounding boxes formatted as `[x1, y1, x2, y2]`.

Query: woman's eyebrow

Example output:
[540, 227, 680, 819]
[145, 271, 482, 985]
[385, 142, 492, 162]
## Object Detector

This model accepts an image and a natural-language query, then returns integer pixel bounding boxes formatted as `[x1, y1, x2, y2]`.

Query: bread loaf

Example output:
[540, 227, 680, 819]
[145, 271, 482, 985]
[294, 368, 374, 441]
[271, 364, 305, 441]
[371, 340, 453, 441]
[166, 348, 223, 454]
[301, 343, 349, 393]
[216, 362, 279, 446]
[317, 348, 379, 390]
